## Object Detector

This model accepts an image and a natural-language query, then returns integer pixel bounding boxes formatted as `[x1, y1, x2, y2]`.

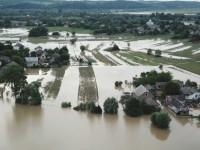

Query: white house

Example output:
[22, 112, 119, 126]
[25, 57, 38, 67]
[186, 92, 200, 100]
[146, 19, 154, 27]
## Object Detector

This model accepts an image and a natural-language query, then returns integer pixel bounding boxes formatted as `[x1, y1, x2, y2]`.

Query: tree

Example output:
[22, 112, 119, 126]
[112, 44, 120, 51]
[52, 32, 60, 36]
[70, 38, 77, 44]
[1, 65, 27, 98]
[11, 55, 26, 67]
[185, 79, 198, 89]
[151, 112, 171, 129]
[17, 81, 42, 105]
[72, 31, 76, 36]
[103, 97, 119, 114]
[147, 49, 152, 55]
[164, 81, 180, 95]
[29, 26, 48, 37]
[155, 50, 162, 57]
[80, 45, 86, 52]
[123, 98, 142, 117]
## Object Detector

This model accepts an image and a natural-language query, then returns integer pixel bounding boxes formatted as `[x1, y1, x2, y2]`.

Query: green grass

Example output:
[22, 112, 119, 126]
[116, 51, 200, 75]
[47, 27, 93, 34]
[92, 51, 116, 66]
[85, 55, 97, 63]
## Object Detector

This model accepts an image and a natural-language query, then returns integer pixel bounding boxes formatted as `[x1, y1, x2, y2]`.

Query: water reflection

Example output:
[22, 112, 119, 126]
[150, 124, 171, 141]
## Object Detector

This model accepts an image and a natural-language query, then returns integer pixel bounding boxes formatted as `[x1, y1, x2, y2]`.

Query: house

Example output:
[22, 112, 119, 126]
[143, 98, 160, 108]
[145, 84, 156, 96]
[40, 52, 47, 59]
[155, 82, 167, 97]
[0, 56, 11, 64]
[156, 82, 167, 90]
[146, 19, 154, 27]
[25, 57, 38, 67]
[13, 43, 24, 50]
[165, 95, 189, 116]
[36, 49, 44, 56]
[180, 87, 198, 97]
[35, 46, 43, 52]
[186, 92, 200, 100]
[133, 85, 154, 100]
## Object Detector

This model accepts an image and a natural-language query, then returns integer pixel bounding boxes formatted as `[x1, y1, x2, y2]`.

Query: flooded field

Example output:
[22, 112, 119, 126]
[1, 66, 200, 150]
[0, 28, 200, 150]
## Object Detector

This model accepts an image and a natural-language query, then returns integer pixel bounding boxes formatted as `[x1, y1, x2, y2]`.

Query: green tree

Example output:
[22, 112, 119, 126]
[164, 81, 180, 95]
[11, 55, 26, 67]
[80, 45, 86, 52]
[103, 97, 119, 114]
[147, 49, 152, 55]
[17, 81, 42, 105]
[29, 26, 48, 37]
[72, 31, 76, 36]
[155, 50, 162, 57]
[123, 98, 142, 117]
[151, 112, 171, 129]
[1, 65, 27, 98]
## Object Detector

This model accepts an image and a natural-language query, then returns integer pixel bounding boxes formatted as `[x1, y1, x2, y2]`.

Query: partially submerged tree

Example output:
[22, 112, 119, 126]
[103, 97, 119, 114]
[80, 45, 86, 52]
[147, 49, 152, 55]
[123, 98, 142, 117]
[151, 112, 171, 129]
[1, 65, 27, 98]
[155, 50, 162, 57]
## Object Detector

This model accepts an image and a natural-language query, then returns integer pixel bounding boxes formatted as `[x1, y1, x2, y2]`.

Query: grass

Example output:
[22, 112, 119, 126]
[116, 51, 200, 75]
[85, 55, 97, 63]
[92, 51, 116, 66]
[47, 27, 93, 34]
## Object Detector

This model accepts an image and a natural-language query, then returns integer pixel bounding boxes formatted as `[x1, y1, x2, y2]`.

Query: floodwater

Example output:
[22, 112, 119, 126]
[1, 28, 200, 150]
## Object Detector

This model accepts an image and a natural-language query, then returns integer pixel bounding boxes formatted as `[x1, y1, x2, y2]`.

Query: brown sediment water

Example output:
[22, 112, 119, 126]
[1, 65, 200, 150]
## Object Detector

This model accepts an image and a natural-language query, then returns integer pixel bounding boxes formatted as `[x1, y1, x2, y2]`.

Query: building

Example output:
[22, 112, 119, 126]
[133, 85, 154, 100]
[180, 87, 198, 98]
[0, 56, 11, 64]
[145, 84, 156, 96]
[143, 98, 160, 108]
[13, 43, 24, 50]
[186, 92, 200, 100]
[25, 57, 38, 67]
[165, 95, 189, 116]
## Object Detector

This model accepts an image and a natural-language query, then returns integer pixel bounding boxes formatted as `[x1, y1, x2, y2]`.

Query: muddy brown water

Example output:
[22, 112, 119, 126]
[0, 66, 200, 150]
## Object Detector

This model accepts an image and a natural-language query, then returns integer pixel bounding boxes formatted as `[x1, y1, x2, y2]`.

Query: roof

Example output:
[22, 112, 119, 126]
[180, 87, 198, 95]
[14, 43, 24, 48]
[144, 98, 159, 107]
[25, 57, 38, 62]
[0, 56, 10, 62]
[134, 85, 149, 97]
[145, 84, 155, 90]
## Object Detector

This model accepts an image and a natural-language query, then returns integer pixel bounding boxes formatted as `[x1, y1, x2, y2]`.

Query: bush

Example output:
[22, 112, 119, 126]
[88, 61, 92, 66]
[52, 32, 60, 36]
[141, 101, 160, 114]
[123, 98, 142, 117]
[155, 50, 162, 57]
[73, 101, 102, 114]
[103, 97, 119, 114]
[147, 49, 152, 55]
[80, 45, 86, 52]
[61, 102, 71, 108]
[151, 112, 171, 129]
[115, 81, 123, 87]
